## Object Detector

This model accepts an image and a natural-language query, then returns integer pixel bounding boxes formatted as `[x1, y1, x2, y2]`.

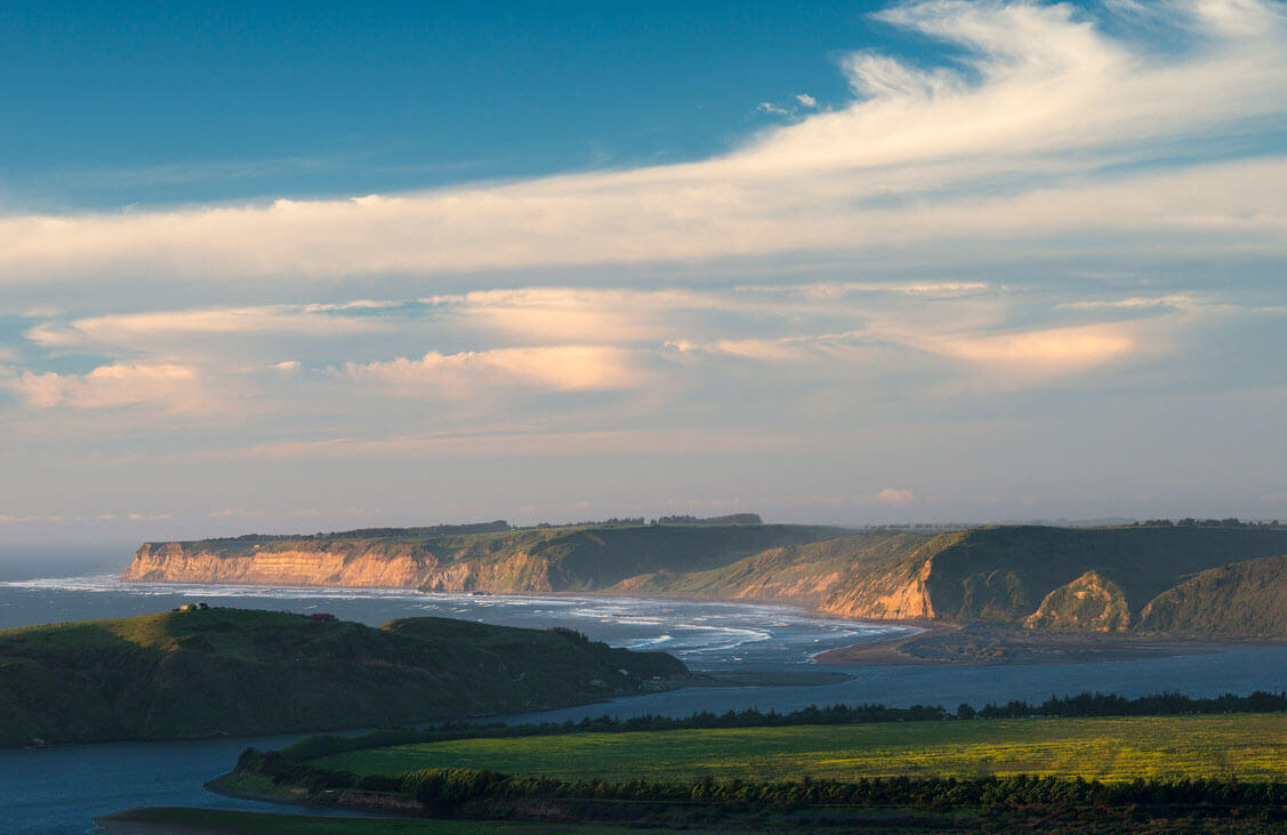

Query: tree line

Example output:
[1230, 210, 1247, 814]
[237, 749, 1287, 815]
[1133, 518, 1282, 528]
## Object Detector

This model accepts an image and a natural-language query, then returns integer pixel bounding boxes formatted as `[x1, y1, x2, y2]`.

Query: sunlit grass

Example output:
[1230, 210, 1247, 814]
[313, 714, 1287, 784]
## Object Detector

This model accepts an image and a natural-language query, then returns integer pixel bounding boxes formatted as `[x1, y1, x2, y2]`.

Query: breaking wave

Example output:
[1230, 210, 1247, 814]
[0, 574, 911, 668]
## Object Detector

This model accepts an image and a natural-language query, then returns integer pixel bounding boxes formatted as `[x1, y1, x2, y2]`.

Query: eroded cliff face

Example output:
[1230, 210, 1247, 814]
[125, 542, 563, 593]
[125, 542, 437, 588]
[419, 552, 557, 593]
[818, 552, 936, 620]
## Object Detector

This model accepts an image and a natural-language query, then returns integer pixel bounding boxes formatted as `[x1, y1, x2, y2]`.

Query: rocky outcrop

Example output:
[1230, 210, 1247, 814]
[820, 548, 937, 620]
[1023, 570, 1132, 632]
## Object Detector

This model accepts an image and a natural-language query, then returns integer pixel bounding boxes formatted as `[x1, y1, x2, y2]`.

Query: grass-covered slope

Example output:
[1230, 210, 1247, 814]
[612, 525, 1287, 633]
[914, 526, 1287, 628]
[614, 525, 1287, 635]
[1139, 555, 1287, 636]
[0, 608, 686, 747]
[611, 530, 935, 608]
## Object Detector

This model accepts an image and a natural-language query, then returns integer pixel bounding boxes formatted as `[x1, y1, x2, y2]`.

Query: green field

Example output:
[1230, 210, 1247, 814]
[95, 808, 678, 835]
[312, 714, 1287, 783]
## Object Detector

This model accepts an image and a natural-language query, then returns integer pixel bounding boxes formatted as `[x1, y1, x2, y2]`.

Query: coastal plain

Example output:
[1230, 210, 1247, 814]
[309, 714, 1287, 784]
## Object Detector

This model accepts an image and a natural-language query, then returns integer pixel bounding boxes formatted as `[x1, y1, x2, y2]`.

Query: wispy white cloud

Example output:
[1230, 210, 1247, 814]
[334, 344, 643, 396]
[1060, 295, 1195, 310]
[1, 361, 204, 411]
[422, 288, 699, 344]
[235, 427, 800, 461]
[756, 101, 792, 116]
[668, 316, 1159, 381]
[27, 305, 383, 349]
[932, 323, 1142, 379]
[0, 1, 1282, 282]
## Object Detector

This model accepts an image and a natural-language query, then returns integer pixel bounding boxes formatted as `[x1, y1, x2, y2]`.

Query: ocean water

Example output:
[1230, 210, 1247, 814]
[4, 558, 1287, 834]
[0, 574, 906, 671]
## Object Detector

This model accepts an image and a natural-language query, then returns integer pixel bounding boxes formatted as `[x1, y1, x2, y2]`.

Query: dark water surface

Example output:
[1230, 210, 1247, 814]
[3, 563, 1287, 834]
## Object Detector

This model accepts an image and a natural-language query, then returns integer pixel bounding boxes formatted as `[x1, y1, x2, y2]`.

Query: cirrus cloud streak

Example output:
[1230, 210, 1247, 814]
[0, 1, 1284, 283]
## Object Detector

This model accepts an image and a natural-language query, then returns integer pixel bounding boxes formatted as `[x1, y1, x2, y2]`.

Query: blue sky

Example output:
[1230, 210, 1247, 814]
[2, 1, 889, 207]
[1, 0, 1286, 543]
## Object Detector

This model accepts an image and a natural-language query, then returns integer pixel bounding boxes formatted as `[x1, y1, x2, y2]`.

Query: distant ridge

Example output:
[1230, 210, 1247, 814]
[124, 520, 841, 593]
[123, 521, 1287, 637]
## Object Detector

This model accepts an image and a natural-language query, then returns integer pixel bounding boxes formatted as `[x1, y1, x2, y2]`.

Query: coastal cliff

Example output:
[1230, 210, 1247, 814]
[126, 541, 439, 587]
[609, 525, 1287, 634]
[124, 522, 1287, 636]
[123, 522, 845, 593]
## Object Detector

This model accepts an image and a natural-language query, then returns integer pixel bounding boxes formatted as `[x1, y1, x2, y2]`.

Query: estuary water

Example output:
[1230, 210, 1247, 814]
[0, 573, 904, 670]
[4, 562, 1287, 834]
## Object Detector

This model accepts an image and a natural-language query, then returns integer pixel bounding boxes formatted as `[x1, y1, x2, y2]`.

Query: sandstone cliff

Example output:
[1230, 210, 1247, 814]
[126, 541, 439, 587]
[124, 523, 844, 594]
[124, 523, 1287, 636]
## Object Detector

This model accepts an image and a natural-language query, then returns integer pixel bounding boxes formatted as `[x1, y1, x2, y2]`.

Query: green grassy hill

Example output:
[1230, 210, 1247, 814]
[1139, 554, 1287, 635]
[0, 608, 686, 747]
[613, 525, 1287, 635]
[914, 526, 1287, 626]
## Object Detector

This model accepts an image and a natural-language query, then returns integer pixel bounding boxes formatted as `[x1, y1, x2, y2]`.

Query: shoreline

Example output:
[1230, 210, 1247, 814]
[813, 620, 958, 665]
[25, 576, 1287, 671]
[812, 621, 1287, 667]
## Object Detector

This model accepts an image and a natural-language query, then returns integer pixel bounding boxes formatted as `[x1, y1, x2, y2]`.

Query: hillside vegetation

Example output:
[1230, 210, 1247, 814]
[125, 522, 1287, 636]
[0, 608, 686, 747]
[1139, 555, 1287, 635]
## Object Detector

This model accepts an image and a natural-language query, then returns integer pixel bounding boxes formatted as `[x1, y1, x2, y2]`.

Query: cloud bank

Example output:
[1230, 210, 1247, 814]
[0, 0, 1284, 284]
[2, 0, 1286, 534]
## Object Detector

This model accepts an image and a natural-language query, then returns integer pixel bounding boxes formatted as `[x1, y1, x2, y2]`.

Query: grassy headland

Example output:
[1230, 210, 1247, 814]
[0, 607, 685, 747]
